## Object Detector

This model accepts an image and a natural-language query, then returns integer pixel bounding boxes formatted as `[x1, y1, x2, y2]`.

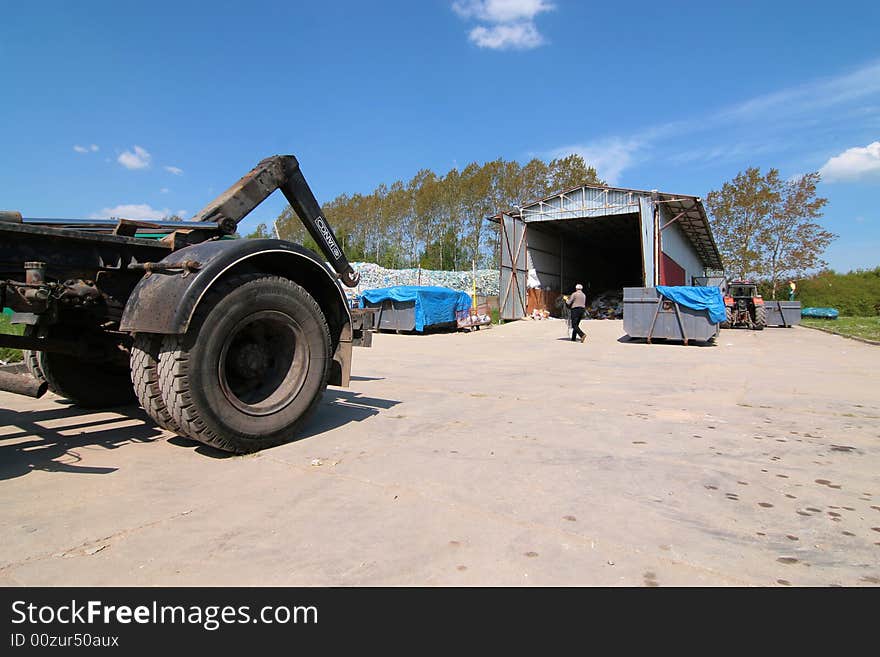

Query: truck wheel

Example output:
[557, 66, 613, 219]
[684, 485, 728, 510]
[754, 305, 766, 331]
[23, 340, 47, 384]
[22, 326, 135, 408]
[158, 273, 331, 453]
[130, 334, 181, 432]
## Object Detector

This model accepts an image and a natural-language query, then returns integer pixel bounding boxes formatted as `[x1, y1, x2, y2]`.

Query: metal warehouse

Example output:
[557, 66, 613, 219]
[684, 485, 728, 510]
[493, 184, 724, 320]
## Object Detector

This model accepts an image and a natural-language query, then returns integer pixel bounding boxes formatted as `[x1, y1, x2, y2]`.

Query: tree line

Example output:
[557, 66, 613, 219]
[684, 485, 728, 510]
[248, 155, 602, 270]
[758, 266, 880, 316]
[244, 159, 842, 301]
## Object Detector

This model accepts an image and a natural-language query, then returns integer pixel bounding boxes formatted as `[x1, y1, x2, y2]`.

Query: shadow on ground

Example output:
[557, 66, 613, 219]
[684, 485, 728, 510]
[616, 334, 716, 347]
[0, 388, 402, 478]
[0, 401, 164, 481]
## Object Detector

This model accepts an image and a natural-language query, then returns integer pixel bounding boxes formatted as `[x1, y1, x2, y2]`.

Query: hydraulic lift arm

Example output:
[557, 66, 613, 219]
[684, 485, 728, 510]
[187, 155, 360, 287]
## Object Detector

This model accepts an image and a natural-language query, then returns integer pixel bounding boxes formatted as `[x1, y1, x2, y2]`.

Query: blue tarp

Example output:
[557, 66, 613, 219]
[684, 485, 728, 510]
[360, 285, 473, 332]
[656, 285, 727, 324]
[802, 307, 839, 319]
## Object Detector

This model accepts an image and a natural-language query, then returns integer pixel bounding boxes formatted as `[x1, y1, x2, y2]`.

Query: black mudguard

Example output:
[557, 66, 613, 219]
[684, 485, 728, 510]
[119, 238, 353, 386]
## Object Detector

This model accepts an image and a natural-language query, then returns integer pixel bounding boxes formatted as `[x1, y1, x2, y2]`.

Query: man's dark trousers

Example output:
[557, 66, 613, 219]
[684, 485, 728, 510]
[570, 307, 586, 341]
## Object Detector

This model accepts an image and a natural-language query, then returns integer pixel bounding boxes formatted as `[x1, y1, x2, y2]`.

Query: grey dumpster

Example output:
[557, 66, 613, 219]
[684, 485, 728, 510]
[363, 299, 417, 332]
[763, 300, 801, 327]
[623, 287, 719, 344]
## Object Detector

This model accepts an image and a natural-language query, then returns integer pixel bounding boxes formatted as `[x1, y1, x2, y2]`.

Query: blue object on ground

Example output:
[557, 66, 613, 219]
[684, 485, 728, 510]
[360, 285, 473, 332]
[656, 285, 727, 324]
[801, 307, 839, 319]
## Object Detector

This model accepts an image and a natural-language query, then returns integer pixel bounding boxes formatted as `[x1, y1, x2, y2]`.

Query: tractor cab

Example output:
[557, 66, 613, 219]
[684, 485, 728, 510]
[722, 280, 766, 330]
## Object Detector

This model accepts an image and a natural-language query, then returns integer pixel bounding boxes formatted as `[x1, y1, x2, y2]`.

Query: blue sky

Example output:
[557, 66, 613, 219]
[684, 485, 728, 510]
[2, 0, 879, 271]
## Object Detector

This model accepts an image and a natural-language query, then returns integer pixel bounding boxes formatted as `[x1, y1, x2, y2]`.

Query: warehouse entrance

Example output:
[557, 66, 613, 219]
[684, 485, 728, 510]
[501, 212, 645, 320]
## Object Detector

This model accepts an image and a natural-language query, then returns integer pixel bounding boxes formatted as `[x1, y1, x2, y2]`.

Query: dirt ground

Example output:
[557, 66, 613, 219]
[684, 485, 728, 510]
[1, 319, 878, 586]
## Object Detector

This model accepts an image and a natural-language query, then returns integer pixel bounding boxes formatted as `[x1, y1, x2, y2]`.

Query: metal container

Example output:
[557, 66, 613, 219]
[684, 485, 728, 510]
[623, 287, 719, 344]
[363, 299, 416, 332]
[762, 300, 801, 327]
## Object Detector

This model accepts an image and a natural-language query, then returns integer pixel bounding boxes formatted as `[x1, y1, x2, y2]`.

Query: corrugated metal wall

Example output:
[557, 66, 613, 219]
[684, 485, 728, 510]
[659, 205, 705, 285]
[521, 187, 639, 222]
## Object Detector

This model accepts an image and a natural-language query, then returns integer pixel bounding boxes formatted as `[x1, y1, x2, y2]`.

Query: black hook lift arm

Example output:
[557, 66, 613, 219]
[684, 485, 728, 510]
[189, 155, 360, 287]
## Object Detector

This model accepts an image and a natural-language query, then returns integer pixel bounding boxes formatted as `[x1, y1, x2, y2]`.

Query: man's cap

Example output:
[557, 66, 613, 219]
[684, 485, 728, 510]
[575, 284, 583, 290]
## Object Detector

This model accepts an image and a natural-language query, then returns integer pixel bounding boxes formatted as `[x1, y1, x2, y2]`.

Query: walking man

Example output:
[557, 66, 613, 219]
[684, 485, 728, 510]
[567, 283, 587, 343]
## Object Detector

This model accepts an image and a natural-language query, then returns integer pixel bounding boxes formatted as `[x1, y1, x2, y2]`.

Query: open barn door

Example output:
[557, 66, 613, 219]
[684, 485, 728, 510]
[639, 196, 656, 286]
[500, 212, 527, 320]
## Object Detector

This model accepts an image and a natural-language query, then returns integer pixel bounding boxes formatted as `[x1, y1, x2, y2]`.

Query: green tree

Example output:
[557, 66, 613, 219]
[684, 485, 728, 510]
[761, 172, 834, 299]
[245, 222, 271, 239]
[271, 152, 605, 271]
[706, 167, 835, 290]
[548, 154, 604, 191]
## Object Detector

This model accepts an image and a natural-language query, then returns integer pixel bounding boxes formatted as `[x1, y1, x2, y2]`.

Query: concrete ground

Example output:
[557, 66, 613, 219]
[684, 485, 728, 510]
[1, 319, 878, 586]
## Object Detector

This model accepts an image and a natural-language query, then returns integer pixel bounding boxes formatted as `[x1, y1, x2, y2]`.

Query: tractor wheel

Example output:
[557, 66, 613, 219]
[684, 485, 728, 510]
[754, 305, 767, 331]
[157, 273, 331, 454]
[130, 334, 181, 433]
[23, 326, 135, 408]
[720, 307, 733, 329]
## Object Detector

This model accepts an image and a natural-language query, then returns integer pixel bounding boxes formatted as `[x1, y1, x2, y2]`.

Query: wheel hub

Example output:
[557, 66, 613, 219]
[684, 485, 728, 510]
[218, 310, 309, 416]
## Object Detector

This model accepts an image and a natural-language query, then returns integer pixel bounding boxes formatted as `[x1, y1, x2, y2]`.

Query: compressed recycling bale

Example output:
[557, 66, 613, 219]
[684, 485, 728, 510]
[349, 262, 499, 297]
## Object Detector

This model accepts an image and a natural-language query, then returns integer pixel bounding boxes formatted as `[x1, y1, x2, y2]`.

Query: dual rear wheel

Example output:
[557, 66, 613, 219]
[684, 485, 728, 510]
[27, 274, 331, 454]
[131, 274, 331, 453]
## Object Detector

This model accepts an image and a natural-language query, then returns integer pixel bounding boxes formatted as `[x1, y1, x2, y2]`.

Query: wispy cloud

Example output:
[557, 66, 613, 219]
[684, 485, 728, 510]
[548, 138, 640, 186]
[90, 203, 169, 220]
[819, 141, 880, 182]
[160, 187, 170, 194]
[720, 61, 880, 123]
[164, 165, 183, 175]
[548, 59, 880, 182]
[73, 144, 99, 154]
[118, 146, 151, 170]
[452, 0, 554, 50]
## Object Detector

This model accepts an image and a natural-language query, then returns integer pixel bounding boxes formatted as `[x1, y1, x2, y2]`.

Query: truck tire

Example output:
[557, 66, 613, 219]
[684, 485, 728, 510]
[754, 305, 766, 331]
[22, 326, 135, 408]
[130, 334, 181, 432]
[24, 342, 47, 385]
[158, 273, 331, 453]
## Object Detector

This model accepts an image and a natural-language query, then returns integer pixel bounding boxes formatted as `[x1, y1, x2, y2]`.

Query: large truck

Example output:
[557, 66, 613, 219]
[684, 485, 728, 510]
[0, 155, 373, 453]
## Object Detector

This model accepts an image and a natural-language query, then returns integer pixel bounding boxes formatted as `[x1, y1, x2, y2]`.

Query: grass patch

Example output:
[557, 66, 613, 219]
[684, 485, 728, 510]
[801, 316, 880, 342]
[0, 311, 24, 363]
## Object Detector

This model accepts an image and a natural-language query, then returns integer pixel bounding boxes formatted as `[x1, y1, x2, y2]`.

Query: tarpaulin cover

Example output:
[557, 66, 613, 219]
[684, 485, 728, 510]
[360, 285, 473, 332]
[801, 307, 839, 319]
[656, 285, 727, 324]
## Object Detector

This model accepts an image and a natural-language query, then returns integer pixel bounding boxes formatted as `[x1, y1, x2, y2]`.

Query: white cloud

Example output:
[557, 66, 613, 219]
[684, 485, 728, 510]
[453, 0, 553, 22]
[118, 146, 151, 170]
[164, 165, 184, 175]
[548, 138, 641, 186]
[819, 141, 880, 182]
[469, 22, 544, 50]
[89, 204, 169, 221]
[452, 0, 554, 50]
[721, 61, 880, 123]
[90, 144, 98, 152]
[73, 145, 88, 153]
[160, 187, 170, 194]
[546, 60, 880, 184]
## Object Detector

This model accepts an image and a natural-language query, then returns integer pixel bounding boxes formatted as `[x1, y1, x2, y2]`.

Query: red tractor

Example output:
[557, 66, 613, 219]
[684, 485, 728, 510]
[721, 280, 766, 330]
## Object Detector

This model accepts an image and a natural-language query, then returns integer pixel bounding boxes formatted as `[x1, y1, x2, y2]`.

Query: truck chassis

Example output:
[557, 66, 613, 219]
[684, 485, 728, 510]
[0, 155, 372, 453]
